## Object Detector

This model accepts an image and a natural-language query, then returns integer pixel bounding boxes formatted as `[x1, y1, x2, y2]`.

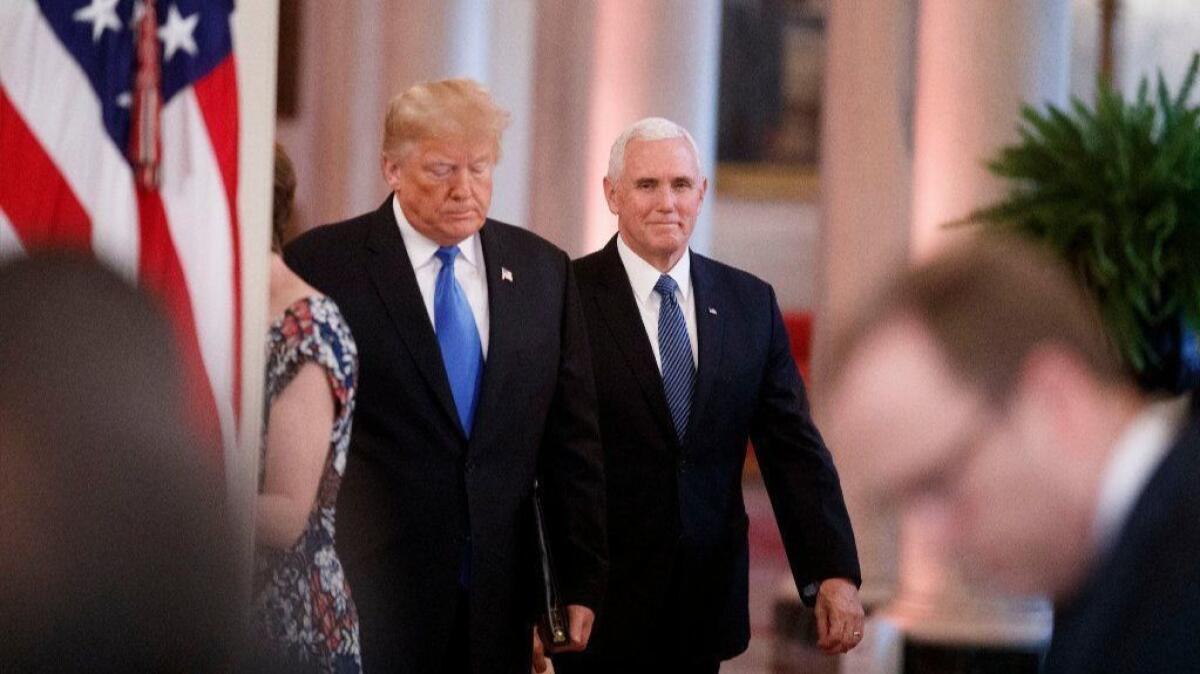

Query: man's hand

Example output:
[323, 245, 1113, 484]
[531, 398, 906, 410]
[814, 578, 865, 655]
[532, 628, 548, 673]
[531, 604, 595, 672]
[553, 604, 595, 653]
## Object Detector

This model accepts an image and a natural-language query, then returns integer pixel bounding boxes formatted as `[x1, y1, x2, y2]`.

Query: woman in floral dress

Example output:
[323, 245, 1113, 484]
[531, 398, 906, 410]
[253, 145, 361, 672]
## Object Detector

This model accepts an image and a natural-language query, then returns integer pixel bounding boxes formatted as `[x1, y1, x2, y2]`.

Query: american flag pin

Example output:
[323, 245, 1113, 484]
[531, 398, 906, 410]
[708, 307, 718, 316]
[501, 267, 514, 282]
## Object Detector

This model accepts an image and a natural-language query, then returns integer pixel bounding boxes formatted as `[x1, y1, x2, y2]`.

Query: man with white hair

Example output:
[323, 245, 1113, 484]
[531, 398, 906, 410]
[553, 118, 863, 673]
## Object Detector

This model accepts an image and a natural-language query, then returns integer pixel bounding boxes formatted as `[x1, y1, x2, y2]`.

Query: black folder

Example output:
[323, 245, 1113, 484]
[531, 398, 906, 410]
[532, 479, 570, 649]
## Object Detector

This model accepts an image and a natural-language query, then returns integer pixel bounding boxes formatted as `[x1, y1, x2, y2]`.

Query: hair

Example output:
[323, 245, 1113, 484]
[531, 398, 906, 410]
[835, 234, 1129, 405]
[607, 116, 702, 181]
[0, 254, 247, 671]
[272, 142, 297, 252]
[381, 78, 511, 162]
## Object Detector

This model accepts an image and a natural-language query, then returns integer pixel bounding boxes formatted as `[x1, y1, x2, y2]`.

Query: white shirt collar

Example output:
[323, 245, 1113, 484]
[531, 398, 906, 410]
[1092, 396, 1190, 554]
[615, 232, 691, 304]
[392, 195, 480, 270]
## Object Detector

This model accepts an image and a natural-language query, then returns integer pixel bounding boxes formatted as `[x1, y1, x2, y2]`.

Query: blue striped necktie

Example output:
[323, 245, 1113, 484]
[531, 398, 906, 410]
[434, 245, 483, 435]
[654, 274, 695, 442]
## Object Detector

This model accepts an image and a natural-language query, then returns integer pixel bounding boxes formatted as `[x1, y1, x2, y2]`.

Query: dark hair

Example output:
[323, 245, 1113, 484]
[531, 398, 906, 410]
[836, 235, 1128, 404]
[0, 254, 246, 671]
[272, 142, 297, 251]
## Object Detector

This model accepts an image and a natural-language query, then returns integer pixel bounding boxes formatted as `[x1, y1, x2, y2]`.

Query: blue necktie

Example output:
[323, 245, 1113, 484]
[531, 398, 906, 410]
[434, 245, 484, 435]
[655, 274, 695, 442]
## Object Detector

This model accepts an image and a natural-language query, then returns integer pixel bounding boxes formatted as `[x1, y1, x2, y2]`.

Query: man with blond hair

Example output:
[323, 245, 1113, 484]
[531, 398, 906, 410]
[555, 117, 863, 673]
[286, 79, 607, 674]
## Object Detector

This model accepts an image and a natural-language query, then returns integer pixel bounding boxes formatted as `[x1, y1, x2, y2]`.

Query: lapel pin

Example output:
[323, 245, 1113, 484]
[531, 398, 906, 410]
[501, 267, 513, 282]
[708, 307, 718, 316]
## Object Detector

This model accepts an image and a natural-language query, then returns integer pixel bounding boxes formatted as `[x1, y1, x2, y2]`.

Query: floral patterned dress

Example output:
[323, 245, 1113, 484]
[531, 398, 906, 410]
[254, 295, 361, 673]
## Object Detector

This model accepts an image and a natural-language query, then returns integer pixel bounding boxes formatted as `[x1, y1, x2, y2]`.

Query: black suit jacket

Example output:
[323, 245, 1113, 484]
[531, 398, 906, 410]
[564, 237, 860, 665]
[1043, 403, 1200, 674]
[284, 199, 607, 674]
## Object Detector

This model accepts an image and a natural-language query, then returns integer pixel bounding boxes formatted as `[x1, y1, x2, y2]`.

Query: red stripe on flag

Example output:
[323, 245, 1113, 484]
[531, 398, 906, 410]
[136, 187, 224, 465]
[193, 56, 242, 425]
[0, 85, 92, 252]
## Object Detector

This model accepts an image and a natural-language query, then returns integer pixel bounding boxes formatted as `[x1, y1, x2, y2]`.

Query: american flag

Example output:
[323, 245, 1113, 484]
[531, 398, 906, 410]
[0, 0, 241, 466]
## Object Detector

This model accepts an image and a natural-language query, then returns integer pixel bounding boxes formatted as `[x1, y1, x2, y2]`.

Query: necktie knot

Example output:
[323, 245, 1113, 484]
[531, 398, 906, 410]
[435, 245, 460, 268]
[654, 274, 679, 302]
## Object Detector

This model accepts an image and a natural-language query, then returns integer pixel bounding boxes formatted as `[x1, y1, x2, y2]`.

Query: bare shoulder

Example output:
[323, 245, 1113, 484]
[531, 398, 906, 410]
[269, 254, 323, 319]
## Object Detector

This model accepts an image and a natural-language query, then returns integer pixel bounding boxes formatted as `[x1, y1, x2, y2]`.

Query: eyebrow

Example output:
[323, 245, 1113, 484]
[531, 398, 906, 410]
[634, 176, 694, 184]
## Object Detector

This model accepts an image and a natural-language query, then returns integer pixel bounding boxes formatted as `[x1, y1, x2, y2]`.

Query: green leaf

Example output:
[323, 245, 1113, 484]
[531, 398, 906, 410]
[970, 52, 1200, 380]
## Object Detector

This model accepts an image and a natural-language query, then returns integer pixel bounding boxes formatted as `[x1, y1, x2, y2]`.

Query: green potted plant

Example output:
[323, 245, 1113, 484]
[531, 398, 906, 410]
[968, 53, 1200, 393]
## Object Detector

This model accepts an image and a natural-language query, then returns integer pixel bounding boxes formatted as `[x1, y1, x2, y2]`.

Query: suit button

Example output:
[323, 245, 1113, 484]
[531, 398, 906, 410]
[465, 461, 475, 474]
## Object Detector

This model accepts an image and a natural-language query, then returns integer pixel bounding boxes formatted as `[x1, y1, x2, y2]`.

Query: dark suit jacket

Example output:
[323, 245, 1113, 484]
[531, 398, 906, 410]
[1042, 403, 1200, 674]
[563, 237, 860, 665]
[284, 199, 607, 674]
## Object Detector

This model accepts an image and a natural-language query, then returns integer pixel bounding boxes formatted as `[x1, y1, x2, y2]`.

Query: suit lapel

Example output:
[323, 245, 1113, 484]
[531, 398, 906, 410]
[363, 199, 464, 440]
[687, 253, 725, 447]
[468, 221, 515, 451]
[591, 237, 680, 450]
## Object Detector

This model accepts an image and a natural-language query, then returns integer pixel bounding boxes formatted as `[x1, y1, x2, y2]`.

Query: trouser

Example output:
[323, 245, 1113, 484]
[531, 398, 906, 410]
[439, 589, 471, 674]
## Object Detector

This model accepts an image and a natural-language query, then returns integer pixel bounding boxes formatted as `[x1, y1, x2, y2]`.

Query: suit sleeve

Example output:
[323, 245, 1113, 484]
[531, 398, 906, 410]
[751, 286, 860, 602]
[539, 252, 608, 610]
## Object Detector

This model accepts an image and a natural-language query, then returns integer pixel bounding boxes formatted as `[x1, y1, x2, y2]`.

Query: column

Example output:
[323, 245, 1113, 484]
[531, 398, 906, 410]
[806, 1, 914, 670]
[909, 0, 1073, 258]
[905, 0, 1073, 640]
[893, 0, 1070, 668]
[812, 0, 916, 605]
[529, 0, 722, 257]
[815, 1, 1072, 671]
[276, 1, 536, 231]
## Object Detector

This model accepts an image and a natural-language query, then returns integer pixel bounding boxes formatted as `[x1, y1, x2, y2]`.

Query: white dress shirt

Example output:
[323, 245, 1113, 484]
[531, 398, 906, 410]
[393, 196, 490, 358]
[1091, 396, 1190, 555]
[616, 233, 698, 370]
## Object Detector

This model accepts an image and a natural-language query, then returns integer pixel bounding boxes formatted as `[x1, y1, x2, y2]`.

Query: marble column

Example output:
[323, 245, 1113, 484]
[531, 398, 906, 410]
[529, 0, 722, 257]
[276, 0, 536, 231]
[888, 0, 1070, 669]
[909, 0, 1072, 258]
[812, 0, 916, 608]
[804, 0, 913, 670]
[902, 0, 1075, 638]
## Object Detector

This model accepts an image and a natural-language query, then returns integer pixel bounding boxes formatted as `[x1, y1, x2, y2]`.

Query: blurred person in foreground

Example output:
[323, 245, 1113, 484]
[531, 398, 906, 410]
[553, 117, 863, 674]
[0, 255, 248, 672]
[285, 78, 607, 673]
[252, 142, 362, 672]
[826, 236, 1200, 674]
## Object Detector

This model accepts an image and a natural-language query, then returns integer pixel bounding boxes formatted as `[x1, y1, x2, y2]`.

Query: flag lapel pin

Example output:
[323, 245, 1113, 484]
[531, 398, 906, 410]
[501, 267, 514, 282]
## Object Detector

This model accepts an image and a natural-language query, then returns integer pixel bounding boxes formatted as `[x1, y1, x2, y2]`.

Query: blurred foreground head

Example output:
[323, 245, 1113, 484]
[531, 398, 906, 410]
[827, 236, 1141, 598]
[0, 255, 242, 671]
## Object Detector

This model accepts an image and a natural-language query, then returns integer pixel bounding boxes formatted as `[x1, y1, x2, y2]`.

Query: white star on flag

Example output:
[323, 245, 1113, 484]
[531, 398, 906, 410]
[73, 0, 122, 43]
[158, 4, 200, 62]
[129, 0, 146, 28]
